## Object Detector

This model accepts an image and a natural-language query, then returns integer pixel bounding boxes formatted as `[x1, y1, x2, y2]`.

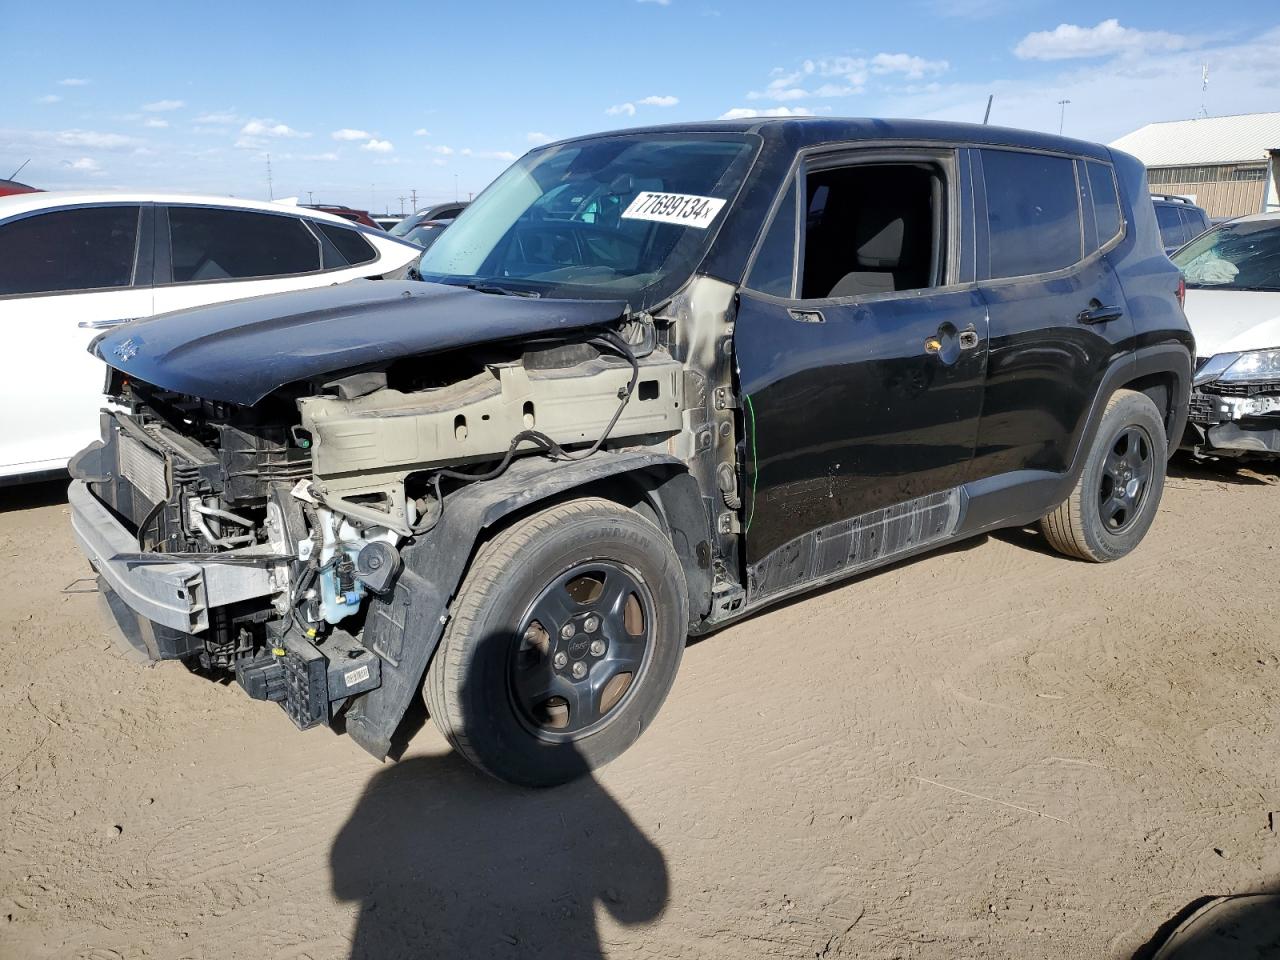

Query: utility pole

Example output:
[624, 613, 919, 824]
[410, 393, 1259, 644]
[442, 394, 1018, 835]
[1057, 99, 1070, 135]
[266, 153, 274, 200]
[397, 195, 407, 215]
[410, 188, 418, 211]
[306, 190, 314, 205]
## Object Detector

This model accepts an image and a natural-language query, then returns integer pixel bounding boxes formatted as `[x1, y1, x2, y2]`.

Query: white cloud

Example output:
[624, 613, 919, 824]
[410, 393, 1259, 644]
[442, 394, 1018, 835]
[65, 157, 100, 171]
[459, 148, 517, 161]
[425, 144, 455, 155]
[361, 138, 394, 153]
[637, 0, 671, 5]
[36, 94, 62, 104]
[414, 128, 430, 136]
[606, 102, 637, 116]
[870, 53, 949, 80]
[143, 118, 168, 129]
[1014, 19, 1189, 61]
[58, 77, 90, 86]
[638, 95, 679, 107]
[303, 152, 340, 161]
[55, 129, 139, 148]
[526, 131, 552, 144]
[719, 106, 815, 120]
[195, 110, 239, 124]
[332, 128, 371, 141]
[142, 99, 185, 112]
[746, 51, 949, 102]
[874, 26, 1280, 145]
[240, 118, 310, 138]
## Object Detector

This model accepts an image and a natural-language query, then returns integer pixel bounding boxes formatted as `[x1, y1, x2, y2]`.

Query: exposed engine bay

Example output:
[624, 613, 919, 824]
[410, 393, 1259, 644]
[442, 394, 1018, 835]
[72, 299, 729, 739]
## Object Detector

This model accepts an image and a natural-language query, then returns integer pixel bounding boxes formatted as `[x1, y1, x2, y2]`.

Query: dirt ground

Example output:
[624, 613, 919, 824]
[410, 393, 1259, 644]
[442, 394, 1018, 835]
[2, 459, 1279, 960]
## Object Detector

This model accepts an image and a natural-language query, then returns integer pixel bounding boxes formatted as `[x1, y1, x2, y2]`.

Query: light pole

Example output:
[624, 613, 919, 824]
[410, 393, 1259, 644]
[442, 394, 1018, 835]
[1057, 99, 1071, 135]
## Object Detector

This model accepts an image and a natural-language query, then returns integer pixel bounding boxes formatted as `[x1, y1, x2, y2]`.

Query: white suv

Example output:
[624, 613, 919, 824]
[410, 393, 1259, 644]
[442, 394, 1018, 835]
[0, 192, 421, 481]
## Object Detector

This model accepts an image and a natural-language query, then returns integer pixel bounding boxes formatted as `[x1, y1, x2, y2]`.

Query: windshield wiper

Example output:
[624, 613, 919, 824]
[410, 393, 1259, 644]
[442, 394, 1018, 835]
[466, 282, 542, 298]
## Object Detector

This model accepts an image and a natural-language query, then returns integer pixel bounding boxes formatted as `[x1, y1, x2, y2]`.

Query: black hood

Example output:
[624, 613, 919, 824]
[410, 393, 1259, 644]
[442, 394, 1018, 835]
[91, 279, 627, 405]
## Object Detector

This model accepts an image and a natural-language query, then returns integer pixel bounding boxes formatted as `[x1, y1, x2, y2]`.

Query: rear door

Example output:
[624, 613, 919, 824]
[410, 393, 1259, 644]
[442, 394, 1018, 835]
[734, 147, 988, 588]
[969, 150, 1134, 483]
[0, 204, 152, 474]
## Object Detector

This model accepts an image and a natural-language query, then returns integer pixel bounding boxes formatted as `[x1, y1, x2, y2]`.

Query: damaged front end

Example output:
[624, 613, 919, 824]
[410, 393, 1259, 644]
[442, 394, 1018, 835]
[1185, 349, 1280, 457]
[68, 315, 692, 743]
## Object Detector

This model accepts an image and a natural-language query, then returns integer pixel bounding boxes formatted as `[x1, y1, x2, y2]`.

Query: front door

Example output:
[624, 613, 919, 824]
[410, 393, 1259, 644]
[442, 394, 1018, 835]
[734, 150, 987, 593]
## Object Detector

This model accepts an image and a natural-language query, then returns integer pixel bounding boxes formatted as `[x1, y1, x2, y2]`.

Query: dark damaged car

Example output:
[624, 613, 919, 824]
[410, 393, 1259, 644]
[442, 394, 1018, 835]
[69, 119, 1192, 786]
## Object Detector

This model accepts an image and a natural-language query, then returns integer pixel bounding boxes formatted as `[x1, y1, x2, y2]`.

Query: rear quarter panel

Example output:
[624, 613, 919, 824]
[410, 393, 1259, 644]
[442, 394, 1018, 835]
[1108, 149, 1195, 359]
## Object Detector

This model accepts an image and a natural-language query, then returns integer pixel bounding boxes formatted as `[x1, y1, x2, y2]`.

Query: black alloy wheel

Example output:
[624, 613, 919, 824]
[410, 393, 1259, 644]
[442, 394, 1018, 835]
[424, 497, 688, 787]
[510, 561, 654, 740]
[1098, 425, 1155, 533]
[1041, 388, 1168, 563]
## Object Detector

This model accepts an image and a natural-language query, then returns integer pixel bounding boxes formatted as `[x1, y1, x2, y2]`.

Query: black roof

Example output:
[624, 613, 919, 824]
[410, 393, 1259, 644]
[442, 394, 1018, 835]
[552, 117, 1113, 162]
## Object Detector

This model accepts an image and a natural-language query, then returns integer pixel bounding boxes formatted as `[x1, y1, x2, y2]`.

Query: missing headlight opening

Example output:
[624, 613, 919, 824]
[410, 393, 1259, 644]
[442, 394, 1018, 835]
[72, 308, 691, 740]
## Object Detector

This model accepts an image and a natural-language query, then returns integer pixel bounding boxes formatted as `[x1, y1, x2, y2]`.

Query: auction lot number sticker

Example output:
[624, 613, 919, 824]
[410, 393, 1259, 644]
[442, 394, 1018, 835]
[622, 192, 726, 228]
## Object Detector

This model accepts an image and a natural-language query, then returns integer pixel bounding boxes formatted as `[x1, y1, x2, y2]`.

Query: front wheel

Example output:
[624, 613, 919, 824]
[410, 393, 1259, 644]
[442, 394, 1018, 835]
[424, 497, 688, 787]
[1041, 389, 1167, 562]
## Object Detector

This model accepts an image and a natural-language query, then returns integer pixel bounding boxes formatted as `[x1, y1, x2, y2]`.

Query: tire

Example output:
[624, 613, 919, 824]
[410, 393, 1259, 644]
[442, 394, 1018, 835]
[424, 497, 688, 787]
[1041, 389, 1167, 562]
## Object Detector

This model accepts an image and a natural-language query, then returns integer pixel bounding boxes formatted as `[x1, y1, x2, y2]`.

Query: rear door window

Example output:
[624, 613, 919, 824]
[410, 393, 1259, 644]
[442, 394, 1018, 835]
[0, 206, 141, 296]
[165, 207, 321, 283]
[980, 150, 1082, 279]
[1155, 205, 1184, 248]
[1177, 208, 1204, 244]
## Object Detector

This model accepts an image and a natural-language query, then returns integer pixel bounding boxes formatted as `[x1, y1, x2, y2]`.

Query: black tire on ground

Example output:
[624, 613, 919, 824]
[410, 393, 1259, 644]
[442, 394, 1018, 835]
[424, 497, 688, 787]
[1041, 388, 1168, 562]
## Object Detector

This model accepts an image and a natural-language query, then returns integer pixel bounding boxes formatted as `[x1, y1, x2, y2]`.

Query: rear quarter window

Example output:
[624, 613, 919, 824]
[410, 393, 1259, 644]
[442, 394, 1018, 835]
[981, 150, 1082, 279]
[1086, 161, 1122, 248]
[316, 222, 378, 266]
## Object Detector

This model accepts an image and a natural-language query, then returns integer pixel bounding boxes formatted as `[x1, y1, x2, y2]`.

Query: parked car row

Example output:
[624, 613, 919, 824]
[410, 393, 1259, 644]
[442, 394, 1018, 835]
[60, 118, 1194, 787]
[0, 191, 421, 481]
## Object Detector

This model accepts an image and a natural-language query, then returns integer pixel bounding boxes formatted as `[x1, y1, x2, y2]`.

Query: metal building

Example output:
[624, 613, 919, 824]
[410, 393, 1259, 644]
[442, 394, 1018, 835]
[1110, 112, 1280, 218]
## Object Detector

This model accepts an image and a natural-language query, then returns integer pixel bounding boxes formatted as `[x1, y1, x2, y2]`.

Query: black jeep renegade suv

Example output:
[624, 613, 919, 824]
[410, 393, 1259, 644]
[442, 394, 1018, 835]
[71, 119, 1192, 785]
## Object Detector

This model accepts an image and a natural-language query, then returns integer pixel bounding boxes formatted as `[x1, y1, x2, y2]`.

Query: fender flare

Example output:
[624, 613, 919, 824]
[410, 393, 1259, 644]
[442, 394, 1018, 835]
[344, 450, 713, 760]
[961, 342, 1193, 534]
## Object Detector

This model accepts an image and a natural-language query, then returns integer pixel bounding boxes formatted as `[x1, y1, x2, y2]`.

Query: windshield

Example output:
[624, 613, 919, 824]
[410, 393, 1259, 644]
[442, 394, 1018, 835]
[402, 222, 449, 250]
[1173, 219, 1280, 292]
[415, 132, 758, 304]
[388, 214, 424, 238]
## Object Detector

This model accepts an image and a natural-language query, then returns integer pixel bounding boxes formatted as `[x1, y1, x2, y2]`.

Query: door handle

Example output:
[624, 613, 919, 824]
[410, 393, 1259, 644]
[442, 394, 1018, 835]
[1077, 302, 1124, 325]
[788, 309, 825, 324]
[925, 324, 981, 356]
[78, 317, 136, 329]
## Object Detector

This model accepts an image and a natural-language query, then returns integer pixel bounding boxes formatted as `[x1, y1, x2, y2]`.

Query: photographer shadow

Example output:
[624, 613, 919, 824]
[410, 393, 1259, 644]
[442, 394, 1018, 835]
[330, 749, 667, 959]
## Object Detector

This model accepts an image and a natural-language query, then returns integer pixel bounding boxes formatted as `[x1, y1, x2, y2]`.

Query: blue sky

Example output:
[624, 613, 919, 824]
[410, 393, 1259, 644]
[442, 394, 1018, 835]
[4, 0, 1278, 213]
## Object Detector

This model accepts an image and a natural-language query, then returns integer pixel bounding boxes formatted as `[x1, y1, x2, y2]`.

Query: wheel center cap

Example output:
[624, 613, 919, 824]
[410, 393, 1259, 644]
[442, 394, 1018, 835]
[568, 635, 591, 660]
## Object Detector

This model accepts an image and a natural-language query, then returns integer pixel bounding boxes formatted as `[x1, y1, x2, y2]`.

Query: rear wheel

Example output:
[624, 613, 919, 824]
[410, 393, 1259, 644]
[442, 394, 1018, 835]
[1041, 389, 1167, 562]
[424, 497, 688, 787]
